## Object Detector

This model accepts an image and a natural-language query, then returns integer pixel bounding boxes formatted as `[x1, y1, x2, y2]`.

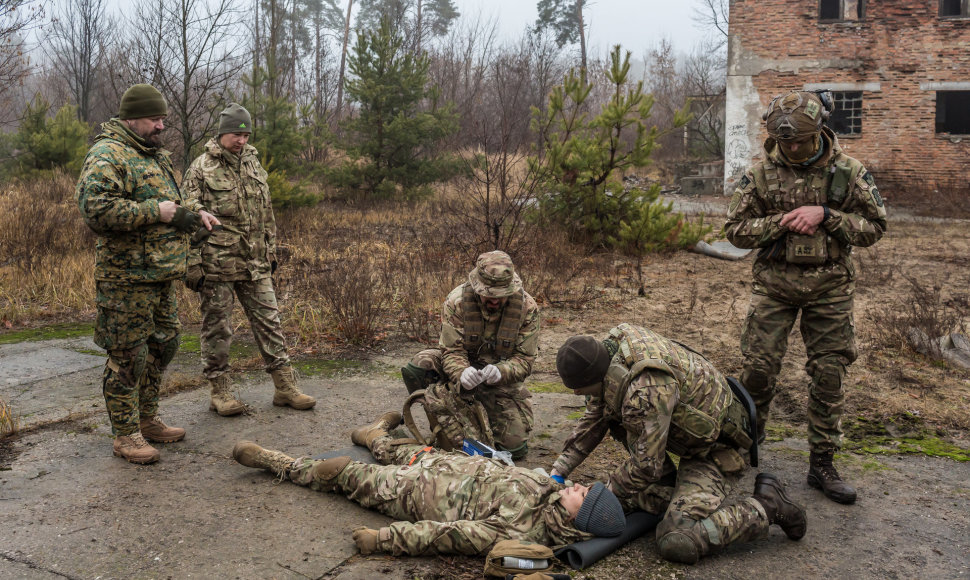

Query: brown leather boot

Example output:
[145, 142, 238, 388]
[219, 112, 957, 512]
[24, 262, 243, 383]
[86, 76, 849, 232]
[209, 374, 245, 416]
[271, 366, 316, 410]
[808, 450, 857, 504]
[113, 432, 160, 464]
[351, 411, 404, 450]
[232, 440, 296, 477]
[753, 472, 807, 540]
[139, 416, 186, 443]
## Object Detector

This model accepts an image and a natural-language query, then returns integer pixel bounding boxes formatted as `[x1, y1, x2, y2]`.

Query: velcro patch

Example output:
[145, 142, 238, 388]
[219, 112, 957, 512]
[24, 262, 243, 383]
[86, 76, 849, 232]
[805, 100, 820, 120]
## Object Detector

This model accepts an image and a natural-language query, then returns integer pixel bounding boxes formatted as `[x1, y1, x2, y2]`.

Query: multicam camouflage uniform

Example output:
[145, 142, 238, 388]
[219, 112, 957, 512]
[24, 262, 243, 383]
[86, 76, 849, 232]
[725, 126, 887, 452]
[410, 281, 539, 456]
[75, 118, 199, 436]
[182, 138, 287, 378]
[286, 436, 590, 555]
[553, 324, 767, 559]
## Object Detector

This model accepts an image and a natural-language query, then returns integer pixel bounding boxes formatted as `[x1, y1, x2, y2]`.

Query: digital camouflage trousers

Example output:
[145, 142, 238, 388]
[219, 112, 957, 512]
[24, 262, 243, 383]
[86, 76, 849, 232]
[95, 281, 180, 436]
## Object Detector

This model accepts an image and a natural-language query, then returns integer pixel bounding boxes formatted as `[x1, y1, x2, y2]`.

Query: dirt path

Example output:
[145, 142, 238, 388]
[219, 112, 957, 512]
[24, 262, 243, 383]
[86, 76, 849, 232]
[1, 338, 968, 580]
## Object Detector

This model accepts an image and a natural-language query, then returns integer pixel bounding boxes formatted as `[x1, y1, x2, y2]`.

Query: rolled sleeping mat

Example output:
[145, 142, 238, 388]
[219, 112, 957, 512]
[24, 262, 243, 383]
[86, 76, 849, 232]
[554, 511, 661, 570]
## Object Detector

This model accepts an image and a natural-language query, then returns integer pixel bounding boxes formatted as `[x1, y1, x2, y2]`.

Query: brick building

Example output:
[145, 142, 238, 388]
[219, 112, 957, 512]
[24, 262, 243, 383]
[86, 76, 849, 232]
[725, 0, 970, 195]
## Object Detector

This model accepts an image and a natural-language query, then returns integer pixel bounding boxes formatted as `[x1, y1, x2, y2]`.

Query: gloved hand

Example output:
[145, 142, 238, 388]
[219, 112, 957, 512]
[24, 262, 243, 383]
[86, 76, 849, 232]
[184, 264, 205, 292]
[170, 205, 203, 234]
[550, 474, 565, 485]
[480, 364, 502, 385]
[460, 367, 481, 390]
[352, 527, 380, 555]
[190, 223, 222, 247]
[271, 260, 278, 275]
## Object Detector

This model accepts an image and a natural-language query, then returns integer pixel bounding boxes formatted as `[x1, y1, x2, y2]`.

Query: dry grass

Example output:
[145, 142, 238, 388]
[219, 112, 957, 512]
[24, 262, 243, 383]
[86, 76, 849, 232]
[0, 397, 18, 438]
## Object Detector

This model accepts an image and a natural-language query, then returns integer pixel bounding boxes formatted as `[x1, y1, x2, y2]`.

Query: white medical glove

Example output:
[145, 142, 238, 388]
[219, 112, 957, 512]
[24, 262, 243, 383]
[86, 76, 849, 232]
[460, 366, 481, 390]
[480, 364, 502, 385]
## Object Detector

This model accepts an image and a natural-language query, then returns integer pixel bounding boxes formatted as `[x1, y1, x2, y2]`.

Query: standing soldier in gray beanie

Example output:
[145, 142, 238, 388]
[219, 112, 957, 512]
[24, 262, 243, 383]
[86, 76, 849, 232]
[231, 411, 626, 555]
[552, 324, 807, 564]
[75, 84, 220, 464]
[182, 103, 315, 415]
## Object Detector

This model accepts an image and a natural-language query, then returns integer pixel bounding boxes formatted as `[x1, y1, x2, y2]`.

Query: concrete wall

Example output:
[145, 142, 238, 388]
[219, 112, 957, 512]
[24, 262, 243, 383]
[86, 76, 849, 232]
[725, 0, 970, 196]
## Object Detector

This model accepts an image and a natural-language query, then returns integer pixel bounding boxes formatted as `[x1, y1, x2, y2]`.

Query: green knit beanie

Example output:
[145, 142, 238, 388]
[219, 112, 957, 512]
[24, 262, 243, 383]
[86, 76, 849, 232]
[218, 103, 253, 135]
[119, 84, 168, 120]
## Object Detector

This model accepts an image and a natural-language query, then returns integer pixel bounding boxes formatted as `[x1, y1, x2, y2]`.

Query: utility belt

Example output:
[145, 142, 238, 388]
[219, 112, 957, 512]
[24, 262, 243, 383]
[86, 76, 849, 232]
[759, 231, 844, 265]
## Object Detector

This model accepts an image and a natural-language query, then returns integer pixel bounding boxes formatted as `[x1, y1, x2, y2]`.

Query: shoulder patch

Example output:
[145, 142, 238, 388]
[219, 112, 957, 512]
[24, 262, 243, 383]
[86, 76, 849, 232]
[738, 174, 751, 190]
[863, 171, 876, 187]
[871, 187, 883, 207]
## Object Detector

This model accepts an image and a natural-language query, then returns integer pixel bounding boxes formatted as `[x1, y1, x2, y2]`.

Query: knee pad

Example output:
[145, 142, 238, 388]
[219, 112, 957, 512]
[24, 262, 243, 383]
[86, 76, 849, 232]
[148, 335, 179, 370]
[402, 363, 434, 394]
[657, 530, 701, 565]
[107, 345, 149, 387]
[741, 367, 772, 392]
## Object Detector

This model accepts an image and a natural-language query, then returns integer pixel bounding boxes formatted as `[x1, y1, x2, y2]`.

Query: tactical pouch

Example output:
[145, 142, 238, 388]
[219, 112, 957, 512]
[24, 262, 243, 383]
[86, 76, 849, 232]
[710, 447, 746, 475]
[786, 232, 828, 265]
[484, 540, 556, 577]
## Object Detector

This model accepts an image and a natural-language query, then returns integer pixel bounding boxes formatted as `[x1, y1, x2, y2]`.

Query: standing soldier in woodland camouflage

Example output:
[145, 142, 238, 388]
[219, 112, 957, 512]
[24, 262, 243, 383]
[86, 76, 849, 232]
[182, 103, 314, 415]
[552, 325, 807, 564]
[401, 251, 539, 460]
[231, 411, 627, 555]
[725, 90, 887, 504]
[75, 84, 220, 464]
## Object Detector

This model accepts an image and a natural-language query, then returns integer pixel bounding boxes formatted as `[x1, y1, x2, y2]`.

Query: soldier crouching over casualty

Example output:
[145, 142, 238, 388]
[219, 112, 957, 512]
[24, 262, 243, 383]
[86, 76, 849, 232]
[551, 325, 806, 564]
[400, 250, 539, 460]
[232, 412, 626, 556]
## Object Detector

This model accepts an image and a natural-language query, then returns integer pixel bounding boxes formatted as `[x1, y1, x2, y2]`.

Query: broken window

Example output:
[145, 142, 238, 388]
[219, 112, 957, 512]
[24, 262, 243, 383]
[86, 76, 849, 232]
[940, 0, 969, 17]
[936, 91, 970, 134]
[828, 91, 863, 136]
[819, 0, 865, 21]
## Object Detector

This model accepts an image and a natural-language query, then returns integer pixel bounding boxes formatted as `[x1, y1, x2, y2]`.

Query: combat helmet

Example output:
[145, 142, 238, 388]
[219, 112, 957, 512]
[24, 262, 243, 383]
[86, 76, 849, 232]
[763, 90, 832, 140]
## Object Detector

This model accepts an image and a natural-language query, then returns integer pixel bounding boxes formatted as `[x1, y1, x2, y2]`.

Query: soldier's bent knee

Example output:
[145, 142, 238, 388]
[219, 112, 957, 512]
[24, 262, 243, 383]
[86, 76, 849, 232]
[656, 516, 720, 565]
[657, 530, 701, 565]
[498, 440, 528, 460]
[149, 336, 179, 370]
[401, 363, 437, 394]
[108, 345, 149, 386]
[741, 367, 772, 393]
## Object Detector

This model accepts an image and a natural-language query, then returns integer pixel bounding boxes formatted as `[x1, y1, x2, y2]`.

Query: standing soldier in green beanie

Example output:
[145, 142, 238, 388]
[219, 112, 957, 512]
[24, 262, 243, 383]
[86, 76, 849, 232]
[400, 250, 539, 460]
[75, 83, 220, 464]
[552, 325, 807, 564]
[725, 90, 887, 504]
[181, 103, 315, 416]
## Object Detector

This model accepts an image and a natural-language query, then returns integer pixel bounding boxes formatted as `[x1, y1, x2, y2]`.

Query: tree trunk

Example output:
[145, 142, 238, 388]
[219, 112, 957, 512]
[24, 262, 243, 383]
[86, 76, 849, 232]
[577, 0, 587, 81]
[335, 0, 354, 124]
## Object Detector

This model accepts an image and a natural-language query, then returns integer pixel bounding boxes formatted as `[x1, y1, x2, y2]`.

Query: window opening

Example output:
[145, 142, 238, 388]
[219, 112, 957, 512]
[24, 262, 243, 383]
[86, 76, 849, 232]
[828, 91, 863, 136]
[936, 91, 970, 134]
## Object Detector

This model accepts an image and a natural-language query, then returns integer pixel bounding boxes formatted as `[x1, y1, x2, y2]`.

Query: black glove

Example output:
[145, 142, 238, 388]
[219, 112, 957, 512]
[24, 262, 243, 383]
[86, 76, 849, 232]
[184, 264, 205, 292]
[171, 205, 203, 234]
[271, 260, 278, 274]
[190, 223, 223, 246]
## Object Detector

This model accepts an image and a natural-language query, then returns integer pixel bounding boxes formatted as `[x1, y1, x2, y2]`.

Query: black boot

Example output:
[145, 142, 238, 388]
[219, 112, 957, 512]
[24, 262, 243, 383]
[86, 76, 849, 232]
[808, 450, 857, 504]
[753, 473, 807, 540]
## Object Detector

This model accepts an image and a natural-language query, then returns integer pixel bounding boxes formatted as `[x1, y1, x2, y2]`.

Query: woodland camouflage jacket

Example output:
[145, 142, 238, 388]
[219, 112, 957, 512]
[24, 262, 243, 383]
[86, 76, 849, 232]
[75, 119, 199, 283]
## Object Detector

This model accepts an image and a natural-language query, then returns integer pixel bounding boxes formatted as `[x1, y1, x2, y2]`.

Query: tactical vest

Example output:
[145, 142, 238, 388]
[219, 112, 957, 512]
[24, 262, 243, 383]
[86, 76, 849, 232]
[461, 284, 526, 360]
[601, 324, 749, 457]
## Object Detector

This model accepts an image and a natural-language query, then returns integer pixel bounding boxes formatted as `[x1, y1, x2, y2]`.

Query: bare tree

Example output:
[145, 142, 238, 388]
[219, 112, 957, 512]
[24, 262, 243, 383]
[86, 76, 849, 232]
[693, 0, 729, 50]
[129, 0, 248, 168]
[0, 0, 44, 101]
[45, 0, 113, 122]
[682, 38, 725, 160]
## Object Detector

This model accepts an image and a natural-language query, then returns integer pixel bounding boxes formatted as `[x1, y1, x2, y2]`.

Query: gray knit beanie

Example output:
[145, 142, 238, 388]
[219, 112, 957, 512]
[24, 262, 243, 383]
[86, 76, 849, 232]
[575, 482, 626, 537]
[218, 103, 253, 135]
[119, 84, 168, 119]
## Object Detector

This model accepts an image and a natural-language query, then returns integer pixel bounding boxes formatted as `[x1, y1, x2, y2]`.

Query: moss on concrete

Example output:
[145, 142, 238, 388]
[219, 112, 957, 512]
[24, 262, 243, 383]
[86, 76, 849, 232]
[0, 323, 94, 344]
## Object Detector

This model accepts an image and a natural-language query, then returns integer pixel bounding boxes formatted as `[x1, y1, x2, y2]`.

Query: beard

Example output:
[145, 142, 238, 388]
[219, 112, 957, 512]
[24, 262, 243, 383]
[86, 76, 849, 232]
[141, 130, 163, 148]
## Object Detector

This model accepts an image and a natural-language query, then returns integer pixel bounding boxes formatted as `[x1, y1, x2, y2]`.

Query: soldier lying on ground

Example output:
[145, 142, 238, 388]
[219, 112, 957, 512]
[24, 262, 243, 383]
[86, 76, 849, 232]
[232, 412, 626, 556]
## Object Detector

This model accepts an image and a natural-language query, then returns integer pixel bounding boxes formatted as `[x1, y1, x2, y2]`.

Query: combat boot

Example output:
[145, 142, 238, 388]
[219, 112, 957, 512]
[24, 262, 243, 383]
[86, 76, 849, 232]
[232, 440, 296, 478]
[209, 374, 245, 416]
[113, 432, 160, 464]
[139, 416, 186, 443]
[753, 472, 807, 540]
[351, 411, 403, 450]
[271, 366, 316, 410]
[808, 450, 857, 504]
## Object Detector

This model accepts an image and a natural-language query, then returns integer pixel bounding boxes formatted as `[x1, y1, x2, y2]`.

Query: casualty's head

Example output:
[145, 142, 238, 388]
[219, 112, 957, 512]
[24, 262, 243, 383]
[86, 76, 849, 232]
[559, 481, 626, 537]
[468, 250, 522, 313]
[119, 83, 168, 147]
[556, 335, 611, 396]
[763, 90, 832, 163]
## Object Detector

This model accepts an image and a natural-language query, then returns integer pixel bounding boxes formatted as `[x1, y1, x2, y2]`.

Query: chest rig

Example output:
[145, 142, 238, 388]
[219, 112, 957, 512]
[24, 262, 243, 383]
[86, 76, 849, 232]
[461, 284, 526, 360]
[601, 324, 748, 457]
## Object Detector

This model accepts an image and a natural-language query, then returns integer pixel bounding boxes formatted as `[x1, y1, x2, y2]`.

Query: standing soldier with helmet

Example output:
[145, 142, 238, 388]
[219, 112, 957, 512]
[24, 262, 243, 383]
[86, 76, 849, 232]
[400, 251, 539, 460]
[75, 84, 220, 464]
[182, 103, 315, 416]
[725, 90, 887, 504]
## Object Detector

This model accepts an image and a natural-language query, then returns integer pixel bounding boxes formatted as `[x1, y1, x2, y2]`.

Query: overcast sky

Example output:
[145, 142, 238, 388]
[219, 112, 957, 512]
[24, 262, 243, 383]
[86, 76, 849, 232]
[453, 0, 717, 57]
